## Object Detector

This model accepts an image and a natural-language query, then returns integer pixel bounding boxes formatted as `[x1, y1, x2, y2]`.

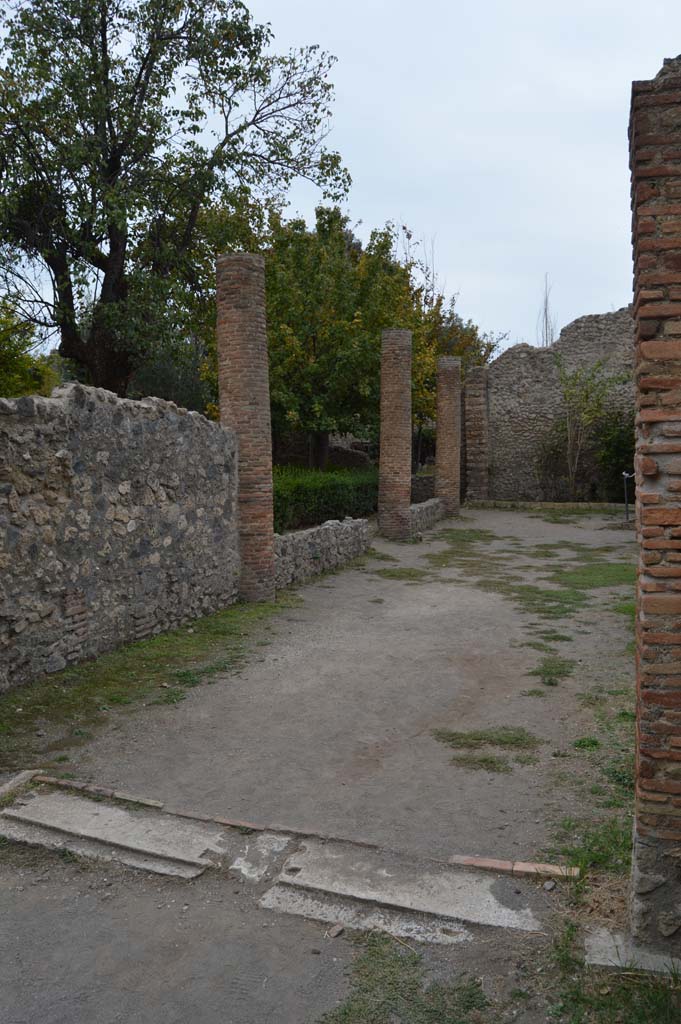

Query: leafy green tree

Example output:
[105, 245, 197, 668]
[0, 0, 349, 394]
[264, 207, 415, 465]
[0, 306, 59, 397]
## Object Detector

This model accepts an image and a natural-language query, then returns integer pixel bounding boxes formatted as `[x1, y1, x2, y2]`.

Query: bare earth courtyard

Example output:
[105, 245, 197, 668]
[1, 508, 650, 1024]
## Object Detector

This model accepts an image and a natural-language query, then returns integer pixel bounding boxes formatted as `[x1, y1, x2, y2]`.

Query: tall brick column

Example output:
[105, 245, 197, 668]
[378, 330, 412, 540]
[216, 253, 275, 602]
[435, 356, 462, 515]
[463, 366, 489, 500]
[629, 58, 681, 953]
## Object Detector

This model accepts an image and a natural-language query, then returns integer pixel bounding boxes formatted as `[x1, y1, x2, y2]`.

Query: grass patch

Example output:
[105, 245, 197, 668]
[448, 753, 511, 772]
[318, 932, 488, 1024]
[420, 526, 634, 623]
[514, 753, 539, 766]
[549, 816, 632, 875]
[551, 923, 681, 1023]
[547, 562, 636, 590]
[0, 595, 299, 767]
[613, 597, 636, 627]
[372, 567, 432, 582]
[528, 655, 575, 687]
[520, 688, 548, 698]
[536, 630, 573, 643]
[367, 548, 399, 563]
[574, 736, 601, 751]
[432, 725, 542, 750]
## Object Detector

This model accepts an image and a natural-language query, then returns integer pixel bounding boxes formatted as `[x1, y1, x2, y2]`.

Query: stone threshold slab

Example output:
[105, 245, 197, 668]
[32, 773, 576, 881]
[585, 927, 681, 974]
[277, 838, 544, 933]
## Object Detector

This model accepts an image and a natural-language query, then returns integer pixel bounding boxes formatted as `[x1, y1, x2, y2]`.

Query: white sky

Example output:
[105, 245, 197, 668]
[249, 0, 681, 349]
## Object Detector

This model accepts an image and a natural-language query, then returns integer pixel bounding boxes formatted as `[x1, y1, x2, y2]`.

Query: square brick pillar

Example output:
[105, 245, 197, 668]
[629, 58, 681, 952]
[435, 356, 462, 515]
[216, 253, 275, 602]
[378, 329, 413, 540]
[463, 366, 489, 501]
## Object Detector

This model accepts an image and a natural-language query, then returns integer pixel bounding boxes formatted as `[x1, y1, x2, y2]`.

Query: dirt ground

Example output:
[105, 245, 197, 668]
[0, 508, 643, 1023]
[63, 507, 636, 863]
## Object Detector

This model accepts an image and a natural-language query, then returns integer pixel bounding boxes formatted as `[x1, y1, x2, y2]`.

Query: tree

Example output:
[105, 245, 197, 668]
[0, 305, 59, 397]
[556, 356, 622, 499]
[263, 208, 416, 466]
[0, 0, 349, 394]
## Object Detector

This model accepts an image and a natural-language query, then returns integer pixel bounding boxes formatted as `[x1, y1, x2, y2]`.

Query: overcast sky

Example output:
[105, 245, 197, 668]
[249, 0, 681, 349]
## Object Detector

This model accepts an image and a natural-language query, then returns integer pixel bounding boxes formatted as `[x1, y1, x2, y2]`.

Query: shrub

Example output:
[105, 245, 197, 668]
[273, 466, 378, 532]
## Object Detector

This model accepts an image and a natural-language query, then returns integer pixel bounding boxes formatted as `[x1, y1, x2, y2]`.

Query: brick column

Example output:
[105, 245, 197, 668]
[435, 356, 462, 515]
[463, 366, 489, 500]
[378, 330, 412, 540]
[629, 58, 681, 953]
[216, 253, 274, 602]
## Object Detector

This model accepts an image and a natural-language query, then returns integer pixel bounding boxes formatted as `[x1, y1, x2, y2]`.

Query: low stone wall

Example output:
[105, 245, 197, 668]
[274, 518, 370, 589]
[409, 498, 445, 535]
[1, 384, 239, 692]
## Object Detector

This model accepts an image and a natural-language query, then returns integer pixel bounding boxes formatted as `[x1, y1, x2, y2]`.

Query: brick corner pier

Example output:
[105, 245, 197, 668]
[463, 365, 489, 501]
[378, 329, 413, 540]
[435, 355, 462, 515]
[630, 56, 681, 953]
[216, 253, 275, 602]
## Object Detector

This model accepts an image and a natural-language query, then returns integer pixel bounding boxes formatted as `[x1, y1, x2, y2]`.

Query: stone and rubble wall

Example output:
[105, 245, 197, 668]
[463, 309, 635, 500]
[274, 518, 370, 589]
[409, 498, 445, 534]
[0, 384, 240, 693]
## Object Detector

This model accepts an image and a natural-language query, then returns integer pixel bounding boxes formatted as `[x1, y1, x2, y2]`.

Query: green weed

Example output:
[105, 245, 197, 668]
[573, 737, 601, 751]
[549, 816, 632, 874]
[318, 932, 488, 1024]
[551, 924, 681, 1023]
[432, 726, 542, 750]
[372, 567, 432, 582]
[449, 753, 511, 773]
[528, 655, 575, 687]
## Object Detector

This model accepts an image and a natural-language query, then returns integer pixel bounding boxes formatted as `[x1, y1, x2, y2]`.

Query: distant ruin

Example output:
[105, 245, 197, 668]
[464, 308, 635, 501]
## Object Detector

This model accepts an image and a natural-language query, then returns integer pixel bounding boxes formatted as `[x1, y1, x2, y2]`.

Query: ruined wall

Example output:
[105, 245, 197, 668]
[0, 385, 240, 692]
[409, 497, 445, 535]
[464, 308, 635, 500]
[274, 518, 370, 589]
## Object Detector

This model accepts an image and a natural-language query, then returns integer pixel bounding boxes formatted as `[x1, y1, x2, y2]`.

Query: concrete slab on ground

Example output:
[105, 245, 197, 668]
[277, 837, 544, 932]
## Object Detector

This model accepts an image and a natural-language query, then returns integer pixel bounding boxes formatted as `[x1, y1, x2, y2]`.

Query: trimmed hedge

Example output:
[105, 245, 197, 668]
[273, 466, 378, 533]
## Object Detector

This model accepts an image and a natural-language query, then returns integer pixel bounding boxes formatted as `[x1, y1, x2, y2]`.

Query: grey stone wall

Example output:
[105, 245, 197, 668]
[484, 308, 635, 500]
[409, 498, 445, 535]
[1, 384, 239, 692]
[274, 518, 370, 589]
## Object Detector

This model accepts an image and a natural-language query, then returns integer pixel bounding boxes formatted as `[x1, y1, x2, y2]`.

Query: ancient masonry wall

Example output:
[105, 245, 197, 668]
[0, 385, 240, 693]
[463, 310, 635, 501]
[409, 498, 445, 535]
[274, 518, 370, 589]
[629, 58, 681, 954]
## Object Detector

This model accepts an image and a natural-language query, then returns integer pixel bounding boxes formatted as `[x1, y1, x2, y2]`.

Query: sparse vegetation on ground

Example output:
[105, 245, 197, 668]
[0, 596, 299, 768]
